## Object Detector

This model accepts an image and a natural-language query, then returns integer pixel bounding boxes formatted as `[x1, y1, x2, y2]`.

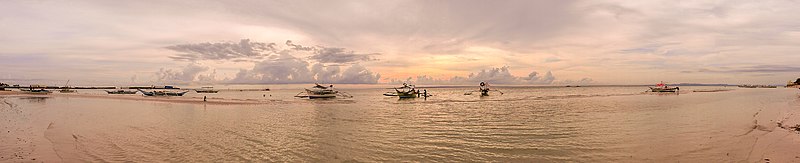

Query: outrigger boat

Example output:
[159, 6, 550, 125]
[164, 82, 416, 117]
[59, 80, 76, 93]
[464, 81, 504, 96]
[649, 82, 679, 92]
[137, 89, 189, 96]
[295, 83, 352, 99]
[105, 89, 137, 94]
[195, 86, 219, 93]
[22, 86, 52, 94]
[26, 89, 52, 94]
[384, 83, 429, 98]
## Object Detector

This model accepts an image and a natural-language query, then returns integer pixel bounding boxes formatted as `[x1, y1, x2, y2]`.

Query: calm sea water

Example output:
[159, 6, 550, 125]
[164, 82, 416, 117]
[1, 85, 799, 162]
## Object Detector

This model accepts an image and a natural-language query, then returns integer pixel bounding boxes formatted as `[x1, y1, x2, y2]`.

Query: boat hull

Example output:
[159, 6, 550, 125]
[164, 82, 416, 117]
[304, 89, 337, 99]
[106, 90, 137, 94]
[650, 87, 679, 92]
[195, 90, 219, 93]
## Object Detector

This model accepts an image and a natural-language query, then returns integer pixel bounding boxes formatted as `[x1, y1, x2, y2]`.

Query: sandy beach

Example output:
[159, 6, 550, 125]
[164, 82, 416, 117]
[1, 87, 799, 162]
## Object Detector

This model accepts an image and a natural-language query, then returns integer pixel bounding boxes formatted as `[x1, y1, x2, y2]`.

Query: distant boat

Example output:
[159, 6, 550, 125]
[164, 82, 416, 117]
[105, 90, 137, 94]
[59, 80, 76, 93]
[24, 89, 52, 94]
[195, 87, 219, 93]
[464, 81, 504, 96]
[137, 89, 189, 96]
[295, 83, 351, 99]
[22, 85, 52, 94]
[649, 82, 679, 92]
[737, 84, 777, 88]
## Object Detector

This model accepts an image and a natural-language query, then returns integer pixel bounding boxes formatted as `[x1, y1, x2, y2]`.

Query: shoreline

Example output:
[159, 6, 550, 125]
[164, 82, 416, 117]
[0, 91, 279, 105]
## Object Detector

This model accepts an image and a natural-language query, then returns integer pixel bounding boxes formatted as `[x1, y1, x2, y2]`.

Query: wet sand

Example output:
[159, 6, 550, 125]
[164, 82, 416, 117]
[1, 87, 799, 162]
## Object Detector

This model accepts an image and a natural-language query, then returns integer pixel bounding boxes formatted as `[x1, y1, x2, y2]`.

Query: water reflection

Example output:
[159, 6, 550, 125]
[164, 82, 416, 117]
[20, 96, 48, 103]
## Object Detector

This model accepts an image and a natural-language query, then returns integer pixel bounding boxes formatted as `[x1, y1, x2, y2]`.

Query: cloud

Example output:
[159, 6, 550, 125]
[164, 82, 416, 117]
[168, 39, 378, 64]
[522, 71, 556, 84]
[310, 47, 378, 64]
[390, 66, 576, 85]
[155, 62, 211, 84]
[166, 39, 277, 61]
[543, 57, 562, 63]
[163, 39, 382, 84]
[229, 53, 380, 84]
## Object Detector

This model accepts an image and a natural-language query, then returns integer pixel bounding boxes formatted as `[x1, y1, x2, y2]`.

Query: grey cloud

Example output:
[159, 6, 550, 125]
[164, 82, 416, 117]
[169, 39, 378, 64]
[543, 57, 562, 63]
[166, 39, 277, 61]
[522, 71, 556, 84]
[229, 53, 380, 84]
[310, 47, 378, 64]
[285, 40, 379, 64]
[285, 40, 315, 51]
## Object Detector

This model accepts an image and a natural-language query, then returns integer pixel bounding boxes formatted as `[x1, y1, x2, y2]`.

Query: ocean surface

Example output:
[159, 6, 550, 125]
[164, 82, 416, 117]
[1, 85, 799, 162]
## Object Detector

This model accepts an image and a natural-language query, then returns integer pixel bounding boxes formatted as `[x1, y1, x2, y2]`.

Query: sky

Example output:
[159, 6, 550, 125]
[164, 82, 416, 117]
[1, 0, 799, 86]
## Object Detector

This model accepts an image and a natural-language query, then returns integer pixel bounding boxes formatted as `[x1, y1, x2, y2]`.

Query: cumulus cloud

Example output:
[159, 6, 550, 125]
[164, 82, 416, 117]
[390, 66, 579, 85]
[229, 53, 381, 84]
[155, 62, 212, 84]
[163, 39, 381, 84]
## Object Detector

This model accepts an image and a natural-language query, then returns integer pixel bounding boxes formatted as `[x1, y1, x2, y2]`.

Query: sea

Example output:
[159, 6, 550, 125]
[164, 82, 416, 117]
[1, 85, 799, 162]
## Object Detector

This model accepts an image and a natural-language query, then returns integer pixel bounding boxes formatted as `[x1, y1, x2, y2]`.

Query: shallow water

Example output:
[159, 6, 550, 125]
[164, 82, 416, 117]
[1, 86, 799, 162]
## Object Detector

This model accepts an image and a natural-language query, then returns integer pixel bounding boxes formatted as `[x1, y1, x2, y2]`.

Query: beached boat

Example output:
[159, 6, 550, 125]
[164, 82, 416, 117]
[105, 90, 137, 94]
[24, 89, 52, 94]
[649, 82, 679, 92]
[137, 89, 189, 96]
[295, 83, 351, 99]
[195, 87, 219, 93]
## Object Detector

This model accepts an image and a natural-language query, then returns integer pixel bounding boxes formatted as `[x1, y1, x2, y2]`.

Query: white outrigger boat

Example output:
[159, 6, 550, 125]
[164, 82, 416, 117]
[649, 82, 679, 92]
[295, 83, 352, 99]
[464, 81, 504, 96]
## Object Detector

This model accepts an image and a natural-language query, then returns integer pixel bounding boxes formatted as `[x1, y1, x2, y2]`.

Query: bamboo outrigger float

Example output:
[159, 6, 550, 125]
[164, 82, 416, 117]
[295, 83, 352, 99]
